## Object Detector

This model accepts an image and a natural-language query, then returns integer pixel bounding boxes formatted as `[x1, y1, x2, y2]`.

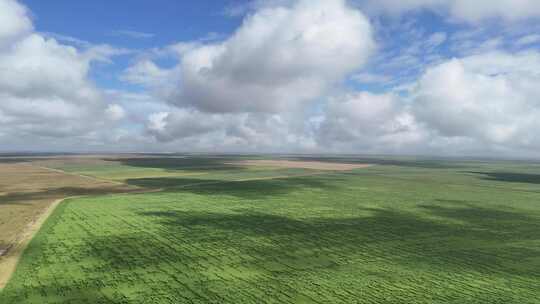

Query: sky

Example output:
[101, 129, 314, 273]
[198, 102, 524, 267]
[1, 0, 540, 157]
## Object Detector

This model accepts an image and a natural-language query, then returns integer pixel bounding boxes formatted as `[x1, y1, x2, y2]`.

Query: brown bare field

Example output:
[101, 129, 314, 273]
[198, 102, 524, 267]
[0, 161, 134, 288]
[227, 159, 372, 171]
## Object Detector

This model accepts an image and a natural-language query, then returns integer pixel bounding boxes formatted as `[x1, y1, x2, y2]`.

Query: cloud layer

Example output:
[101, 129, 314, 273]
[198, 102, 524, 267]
[121, 0, 540, 156]
[2, 0, 540, 157]
[363, 0, 540, 22]
[412, 51, 540, 152]
[127, 0, 375, 114]
[0, 0, 126, 149]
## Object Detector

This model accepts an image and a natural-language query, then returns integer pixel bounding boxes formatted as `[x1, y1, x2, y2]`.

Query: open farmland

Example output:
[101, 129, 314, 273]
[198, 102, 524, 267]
[0, 159, 135, 288]
[0, 156, 540, 303]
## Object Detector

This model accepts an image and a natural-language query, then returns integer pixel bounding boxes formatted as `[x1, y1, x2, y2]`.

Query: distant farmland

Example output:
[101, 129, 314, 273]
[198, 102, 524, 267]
[1, 156, 539, 303]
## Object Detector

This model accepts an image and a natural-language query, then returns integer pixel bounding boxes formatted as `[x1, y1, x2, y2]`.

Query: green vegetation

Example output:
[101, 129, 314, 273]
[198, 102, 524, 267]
[1, 157, 540, 303]
[47, 157, 318, 183]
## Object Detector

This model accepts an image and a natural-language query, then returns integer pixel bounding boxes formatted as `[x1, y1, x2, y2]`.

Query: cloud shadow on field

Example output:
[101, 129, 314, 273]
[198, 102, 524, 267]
[124, 175, 342, 199]
[78, 205, 540, 278]
[0, 280, 132, 304]
[0, 186, 131, 206]
[466, 171, 540, 185]
[0, 158, 31, 164]
[4, 202, 539, 303]
[422, 200, 540, 237]
[106, 156, 468, 172]
[287, 156, 468, 169]
[104, 157, 246, 172]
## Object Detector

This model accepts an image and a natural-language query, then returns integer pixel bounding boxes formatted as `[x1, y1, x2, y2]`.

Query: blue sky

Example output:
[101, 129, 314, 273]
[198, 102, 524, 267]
[21, 0, 478, 92]
[25, 0, 240, 45]
[24, 0, 244, 91]
[22, 0, 537, 94]
[21, 1, 475, 92]
[1, 0, 540, 156]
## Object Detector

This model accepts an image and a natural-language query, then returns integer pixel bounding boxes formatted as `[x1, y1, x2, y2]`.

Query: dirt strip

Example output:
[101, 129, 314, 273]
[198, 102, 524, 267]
[0, 186, 165, 290]
[0, 197, 67, 289]
[227, 160, 372, 171]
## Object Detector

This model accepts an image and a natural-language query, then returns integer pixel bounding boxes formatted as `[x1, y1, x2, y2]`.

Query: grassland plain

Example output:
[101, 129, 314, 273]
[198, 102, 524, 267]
[1, 156, 540, 303]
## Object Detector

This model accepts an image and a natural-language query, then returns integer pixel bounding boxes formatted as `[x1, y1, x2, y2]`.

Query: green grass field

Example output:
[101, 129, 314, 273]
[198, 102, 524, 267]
[1, 156, 540, 303]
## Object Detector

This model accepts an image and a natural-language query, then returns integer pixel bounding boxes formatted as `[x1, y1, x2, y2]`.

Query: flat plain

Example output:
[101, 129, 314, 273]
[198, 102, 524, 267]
[0, 155, 539, 303]
[0, 158, 135, 288]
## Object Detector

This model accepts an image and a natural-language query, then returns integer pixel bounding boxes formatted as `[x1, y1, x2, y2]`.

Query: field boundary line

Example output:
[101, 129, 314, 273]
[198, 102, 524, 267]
[28, 164, 127, 186]
[0, 163, 159, 291]
[0, 196, 68, 290]
[0, 185, 162, 291]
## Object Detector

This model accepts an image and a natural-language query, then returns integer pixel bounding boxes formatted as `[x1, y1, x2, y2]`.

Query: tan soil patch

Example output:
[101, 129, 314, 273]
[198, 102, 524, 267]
[228, 160, 372, 171]
[0, 197, 65, 289]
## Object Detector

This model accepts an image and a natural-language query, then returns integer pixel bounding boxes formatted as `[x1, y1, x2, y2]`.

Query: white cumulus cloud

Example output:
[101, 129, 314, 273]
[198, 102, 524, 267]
[411, 51, 540, 151]
[316, 92, 425, 153]
[0, 0, 32, 43]
[126, 0, 375, 114]
[0, 0, 127, 148]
